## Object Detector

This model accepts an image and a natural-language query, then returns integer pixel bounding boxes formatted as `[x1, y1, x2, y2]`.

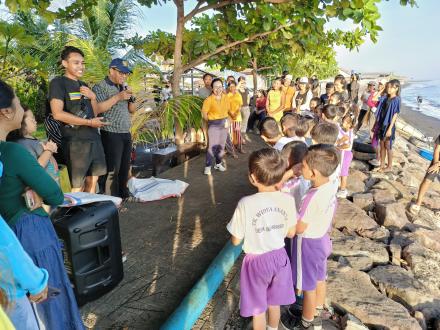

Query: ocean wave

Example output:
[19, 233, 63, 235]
[402, 80, 440, 120]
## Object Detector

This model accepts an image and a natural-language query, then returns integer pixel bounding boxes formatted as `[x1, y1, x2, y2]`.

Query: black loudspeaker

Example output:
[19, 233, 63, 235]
[51, 201, 124, 305]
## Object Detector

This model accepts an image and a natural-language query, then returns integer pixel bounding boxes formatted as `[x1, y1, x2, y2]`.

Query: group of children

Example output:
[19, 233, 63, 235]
[225, 75, 376, 330]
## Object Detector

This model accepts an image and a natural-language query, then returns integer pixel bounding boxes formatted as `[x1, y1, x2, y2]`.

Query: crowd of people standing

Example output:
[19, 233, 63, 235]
[0, 46, 138, 329]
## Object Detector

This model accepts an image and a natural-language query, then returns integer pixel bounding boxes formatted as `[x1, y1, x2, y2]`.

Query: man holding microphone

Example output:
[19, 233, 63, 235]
[93, 58, 136, 198]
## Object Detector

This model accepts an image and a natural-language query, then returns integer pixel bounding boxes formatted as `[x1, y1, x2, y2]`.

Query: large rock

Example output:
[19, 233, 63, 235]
[341, 313, 369, 330]
[339, 255, 373, 271]
[372, 179, 411, 200]
[333, 199, 378, 233]
[357, 226, 390, 243]
[347, 170, 367, 194]
[369, 265, 433, 308]
[350, 160, 370, 172]
[409, 208, 440, 231]
[411, 227, 440, 253]
[375, 202, 410, 230]
[352, 193, 374, 211]
[331, 233, 389, 265]
[403, 243, 440, 295]
[327, 261, 421, 329]
[371, 189, 396, 204]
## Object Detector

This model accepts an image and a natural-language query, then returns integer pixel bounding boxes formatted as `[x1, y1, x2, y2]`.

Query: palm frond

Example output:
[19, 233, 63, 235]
[130, 95, 204, 144]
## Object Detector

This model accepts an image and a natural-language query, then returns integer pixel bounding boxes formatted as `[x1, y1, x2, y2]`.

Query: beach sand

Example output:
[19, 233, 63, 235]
[399, 103, 439, 138]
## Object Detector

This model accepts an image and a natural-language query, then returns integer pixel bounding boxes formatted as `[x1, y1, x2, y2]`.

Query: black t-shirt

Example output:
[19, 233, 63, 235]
[48, 76, 94, 119]
[47, 76, 98, 140]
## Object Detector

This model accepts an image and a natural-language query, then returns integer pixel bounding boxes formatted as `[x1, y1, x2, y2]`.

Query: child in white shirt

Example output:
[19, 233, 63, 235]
[228, 148, 297, 330]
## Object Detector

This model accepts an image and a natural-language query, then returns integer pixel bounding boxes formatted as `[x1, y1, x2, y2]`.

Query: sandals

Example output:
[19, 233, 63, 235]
[409, 203, 420, 215]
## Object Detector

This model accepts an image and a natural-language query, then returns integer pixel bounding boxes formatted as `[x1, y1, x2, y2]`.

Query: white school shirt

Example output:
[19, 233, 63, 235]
[281, 176, 311, 211]
[227, 192, 297, 254]
[299, 181, 337, 239]
[274, 137, 295, 151]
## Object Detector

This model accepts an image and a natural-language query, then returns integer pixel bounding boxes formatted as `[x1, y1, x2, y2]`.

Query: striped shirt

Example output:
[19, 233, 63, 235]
[93, 77, 131, 133]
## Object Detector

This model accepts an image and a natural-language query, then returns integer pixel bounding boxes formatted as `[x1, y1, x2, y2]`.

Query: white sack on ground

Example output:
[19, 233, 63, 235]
[128, 177, 189, 202]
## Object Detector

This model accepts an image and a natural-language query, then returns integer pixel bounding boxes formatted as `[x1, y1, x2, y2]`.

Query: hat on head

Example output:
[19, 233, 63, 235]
[368, 81, 376, 86]
[109, 58, 132, 74]
[379, 78, 387, 85]
[285, 74, 293, 80]
[299, 77, 308, 84]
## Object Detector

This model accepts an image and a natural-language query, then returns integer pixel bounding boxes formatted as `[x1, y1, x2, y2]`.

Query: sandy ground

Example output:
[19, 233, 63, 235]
[80, 134, 266, 329]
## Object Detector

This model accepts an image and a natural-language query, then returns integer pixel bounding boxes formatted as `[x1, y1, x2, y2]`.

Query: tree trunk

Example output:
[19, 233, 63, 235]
[251, 58, 258, 95]
[172, 0, 185, 144]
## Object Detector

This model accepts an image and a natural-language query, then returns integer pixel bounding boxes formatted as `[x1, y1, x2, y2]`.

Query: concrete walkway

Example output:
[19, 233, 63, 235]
[81, 135, 266, 329]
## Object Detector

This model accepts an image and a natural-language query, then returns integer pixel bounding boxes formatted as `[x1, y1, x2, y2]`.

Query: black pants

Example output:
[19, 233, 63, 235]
[356, 109, 368, 131]
[99, 131, 132, 198]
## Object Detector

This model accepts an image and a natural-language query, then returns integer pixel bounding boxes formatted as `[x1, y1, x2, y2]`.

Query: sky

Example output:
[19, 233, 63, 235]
[1, 0, 439, 80]
[135, 0, 440, 80]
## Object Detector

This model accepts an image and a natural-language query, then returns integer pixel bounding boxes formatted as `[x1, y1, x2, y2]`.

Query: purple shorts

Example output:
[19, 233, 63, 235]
[240, 248, 295, 317]
[291, 235, 332, 291]
[340, 150, 353, 177]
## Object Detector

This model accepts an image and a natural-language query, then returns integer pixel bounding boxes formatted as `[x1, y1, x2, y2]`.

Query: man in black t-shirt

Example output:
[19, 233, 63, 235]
[48, 46, 107, 193]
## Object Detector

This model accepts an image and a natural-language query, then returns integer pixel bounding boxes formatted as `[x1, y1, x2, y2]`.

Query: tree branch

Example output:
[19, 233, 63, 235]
[181, 23, 294, 72]
[184, 0, 291, 23]
[184, 0, 253, 23]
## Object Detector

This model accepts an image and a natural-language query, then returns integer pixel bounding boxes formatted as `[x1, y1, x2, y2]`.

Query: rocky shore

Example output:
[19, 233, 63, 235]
[326, 133, 440, 329]
[214, 132, 440, 330]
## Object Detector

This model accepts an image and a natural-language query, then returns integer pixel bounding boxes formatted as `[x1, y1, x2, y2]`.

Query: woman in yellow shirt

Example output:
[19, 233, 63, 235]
[201, 78, 231, 175]
[266, 78, 285, 122]
[227, 81, 244, 153]
[282, 74, 295, 113]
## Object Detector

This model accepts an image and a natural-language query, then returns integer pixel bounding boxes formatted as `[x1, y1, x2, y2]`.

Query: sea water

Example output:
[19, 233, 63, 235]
[402, 80, 440, 120]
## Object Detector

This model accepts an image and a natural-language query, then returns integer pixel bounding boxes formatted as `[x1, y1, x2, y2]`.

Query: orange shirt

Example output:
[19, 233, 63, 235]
[202, 94, 231, 120]
[227, 92, 243, 121]
[283, 85, 295, 110]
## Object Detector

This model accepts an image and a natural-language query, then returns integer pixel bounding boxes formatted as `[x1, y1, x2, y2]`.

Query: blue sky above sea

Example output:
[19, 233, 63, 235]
[0, 0, 439, 80]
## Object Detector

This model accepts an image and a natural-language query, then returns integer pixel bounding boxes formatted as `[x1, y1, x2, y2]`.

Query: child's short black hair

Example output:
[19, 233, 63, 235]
[305, 144, 340, 177]
[310, 122, 339, 145]
[281, 141, 308, 169]
[259, 117, 280, 139]
[322, 104, 338, 120]
[295, 118, 309, 138]
[280, 113, 299, 133]
[249, 148, 287, 186]
[202, 73, 213, 80]
[61, 46, 84, 61]
[310, 97, 321, 107]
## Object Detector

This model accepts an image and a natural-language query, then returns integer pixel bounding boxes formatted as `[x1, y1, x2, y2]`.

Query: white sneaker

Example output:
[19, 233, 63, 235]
[336, 189, 348, 199]
[204, 166, 211, 175]
[369, 159, 380, 166]
[214, 163, 226, 172]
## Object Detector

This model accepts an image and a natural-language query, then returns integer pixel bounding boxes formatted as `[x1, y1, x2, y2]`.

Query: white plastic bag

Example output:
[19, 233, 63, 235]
[128, 177, 189, 202]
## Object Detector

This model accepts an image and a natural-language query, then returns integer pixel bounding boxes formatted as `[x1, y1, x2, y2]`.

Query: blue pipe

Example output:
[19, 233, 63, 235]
[161, 240, 242, 330]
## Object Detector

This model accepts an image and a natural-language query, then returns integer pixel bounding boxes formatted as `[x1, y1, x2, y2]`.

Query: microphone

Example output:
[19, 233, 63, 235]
[123, 82, 136, 103]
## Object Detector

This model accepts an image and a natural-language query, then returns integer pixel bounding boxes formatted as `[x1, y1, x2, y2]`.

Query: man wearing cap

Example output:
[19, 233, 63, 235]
[93, 58, 136, 198]
[282, 74, 295, 112]
[48, 46, 107, 193]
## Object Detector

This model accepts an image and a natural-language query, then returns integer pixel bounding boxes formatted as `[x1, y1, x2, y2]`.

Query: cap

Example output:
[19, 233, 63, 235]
[285, 74, 293, 80]
[299, 77, 309, 84]
[379, 78, 387, 85]
[368, 81, 376, 86]
[325, 82, 334, 89]
[109, 58, 132, 74]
